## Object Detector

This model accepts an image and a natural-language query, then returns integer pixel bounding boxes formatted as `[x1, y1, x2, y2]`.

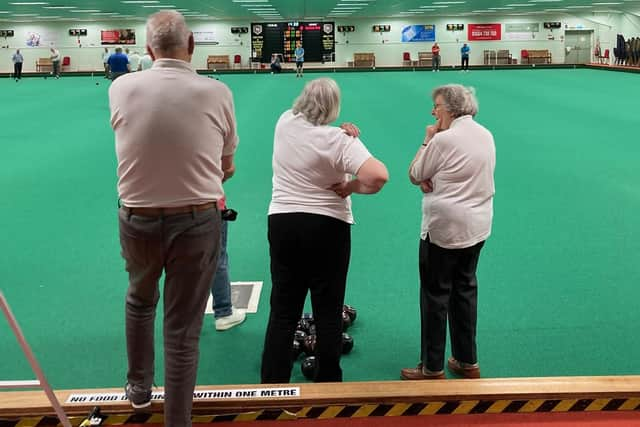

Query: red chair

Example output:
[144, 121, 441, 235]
[402, 51, 411, 66]
[601, 49, 610, 65]
[233, 54, 241, 68]
[521, 49, 529, 64]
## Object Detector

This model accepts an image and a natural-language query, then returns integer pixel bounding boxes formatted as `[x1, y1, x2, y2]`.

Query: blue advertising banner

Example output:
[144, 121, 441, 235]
[401, 25, 435, 42]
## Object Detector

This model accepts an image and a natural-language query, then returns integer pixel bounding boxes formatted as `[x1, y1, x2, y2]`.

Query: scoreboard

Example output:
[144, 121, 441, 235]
[251, 22, 335, 63]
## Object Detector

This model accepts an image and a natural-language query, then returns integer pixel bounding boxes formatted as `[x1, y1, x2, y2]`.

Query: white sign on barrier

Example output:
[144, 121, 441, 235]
[65, 387, 300, 404]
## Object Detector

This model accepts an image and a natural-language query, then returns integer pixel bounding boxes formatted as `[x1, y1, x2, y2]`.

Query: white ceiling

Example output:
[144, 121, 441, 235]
[0, 0, 639, 22]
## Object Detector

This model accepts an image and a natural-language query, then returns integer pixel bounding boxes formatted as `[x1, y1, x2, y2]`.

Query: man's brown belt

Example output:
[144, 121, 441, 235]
[122, 202, 216, 217]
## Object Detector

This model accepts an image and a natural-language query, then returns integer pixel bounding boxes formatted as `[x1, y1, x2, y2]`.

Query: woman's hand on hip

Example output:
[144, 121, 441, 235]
[420, 179, 434, 193]
[329, 181, 354, 198]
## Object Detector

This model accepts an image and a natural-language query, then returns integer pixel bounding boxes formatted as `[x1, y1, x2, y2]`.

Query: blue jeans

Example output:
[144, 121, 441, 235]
[210, 220, 232, 318]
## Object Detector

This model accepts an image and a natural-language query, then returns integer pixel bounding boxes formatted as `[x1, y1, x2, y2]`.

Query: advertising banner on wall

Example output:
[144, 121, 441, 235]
[25, 30, 59, 47]
[401, 25, 436, 42]
[468, 24, 501, 41]
[101, 29, 136, 45]
[505, 23, 540, 33]
[504, 23, 539, 40]
[26, 31, 43, 47]
[193, 31, 218, 44]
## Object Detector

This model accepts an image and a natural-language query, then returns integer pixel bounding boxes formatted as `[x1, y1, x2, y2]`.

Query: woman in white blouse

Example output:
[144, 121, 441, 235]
[403, 84, 495, 381]
[261, 78, 388, 383]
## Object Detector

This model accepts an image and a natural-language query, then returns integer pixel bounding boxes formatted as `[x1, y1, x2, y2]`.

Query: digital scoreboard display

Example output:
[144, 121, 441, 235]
[251, 21, 335, 63]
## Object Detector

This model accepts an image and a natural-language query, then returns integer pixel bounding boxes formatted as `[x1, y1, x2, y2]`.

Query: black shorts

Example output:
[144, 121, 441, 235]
[296, 61, 304, 68]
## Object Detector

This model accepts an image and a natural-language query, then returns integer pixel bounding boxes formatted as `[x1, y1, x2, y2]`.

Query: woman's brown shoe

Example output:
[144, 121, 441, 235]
[447, 357, 481, 379]
[401, 364, 445, 380]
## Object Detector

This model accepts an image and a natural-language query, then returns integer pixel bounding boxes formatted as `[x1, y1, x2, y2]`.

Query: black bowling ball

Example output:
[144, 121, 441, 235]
[342, 311, 352, 331]
[294, 330, 307, 344]
[341, 332, 354, 354]
[343, 304, 357, 323]
[301, 356, 317, 381]
[297, 318, 313, 335]
[292, 339, 303, 360]
[303, 334, 317, 356]
[292, 330, 307, 360]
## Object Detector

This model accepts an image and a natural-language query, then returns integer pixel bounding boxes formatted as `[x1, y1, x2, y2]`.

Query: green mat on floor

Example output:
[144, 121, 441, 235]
[1, 68, 639, 389]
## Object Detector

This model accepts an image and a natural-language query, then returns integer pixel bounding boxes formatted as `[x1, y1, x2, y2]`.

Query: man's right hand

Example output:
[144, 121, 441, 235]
[222, 164, 235, 183]
[221, 155, 235, 183]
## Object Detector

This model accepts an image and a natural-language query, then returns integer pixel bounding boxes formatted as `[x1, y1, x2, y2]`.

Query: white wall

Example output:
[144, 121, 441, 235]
[618, 12, 640, 37]
[334, 16, 569, 67]
[334, 13, 633, 66]
[0, 19, 253, 72]
[564, 12, 622, 59]
[1, 21, 145, 72]
[0, 12, 637, 72]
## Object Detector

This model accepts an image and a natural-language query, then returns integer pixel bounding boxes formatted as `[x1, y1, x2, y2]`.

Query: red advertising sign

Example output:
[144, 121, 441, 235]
[101, 29, 136, 45]
[468, 24, 501, 41]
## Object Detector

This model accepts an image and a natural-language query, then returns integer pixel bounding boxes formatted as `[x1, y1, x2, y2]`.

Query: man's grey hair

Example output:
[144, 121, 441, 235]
[432, 84, 478, 117]
[292, 78, 341, 126]
[146, 10, 190, 53]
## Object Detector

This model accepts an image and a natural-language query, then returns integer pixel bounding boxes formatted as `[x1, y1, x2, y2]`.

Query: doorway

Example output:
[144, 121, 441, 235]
[565, 30, 593, 64]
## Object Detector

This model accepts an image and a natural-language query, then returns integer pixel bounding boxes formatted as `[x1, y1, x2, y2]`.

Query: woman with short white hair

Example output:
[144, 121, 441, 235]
[261, 77, 388, 383]
[402, 84, 495, 380]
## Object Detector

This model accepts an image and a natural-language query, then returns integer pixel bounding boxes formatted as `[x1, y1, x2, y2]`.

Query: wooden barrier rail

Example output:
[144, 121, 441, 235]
[2, 376, 640, 420]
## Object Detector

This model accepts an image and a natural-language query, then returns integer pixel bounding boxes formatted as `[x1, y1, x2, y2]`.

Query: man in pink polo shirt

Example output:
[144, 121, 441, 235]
[109, 10, 238, 427]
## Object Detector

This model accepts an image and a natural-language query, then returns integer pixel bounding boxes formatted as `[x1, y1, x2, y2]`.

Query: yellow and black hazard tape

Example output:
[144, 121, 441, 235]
[2, 398, 640, 426]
